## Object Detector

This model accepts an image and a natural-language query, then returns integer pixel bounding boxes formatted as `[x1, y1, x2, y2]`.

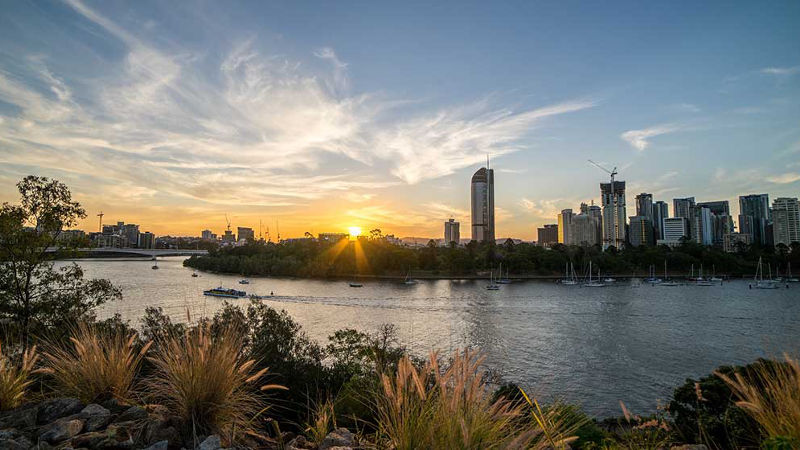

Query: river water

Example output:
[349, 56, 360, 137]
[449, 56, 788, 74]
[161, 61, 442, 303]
[63, 256, 799, 417]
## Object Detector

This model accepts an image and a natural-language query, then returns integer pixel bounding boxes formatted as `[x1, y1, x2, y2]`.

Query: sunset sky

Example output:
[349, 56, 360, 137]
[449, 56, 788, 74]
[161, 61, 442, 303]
[1, 1, 799, 239]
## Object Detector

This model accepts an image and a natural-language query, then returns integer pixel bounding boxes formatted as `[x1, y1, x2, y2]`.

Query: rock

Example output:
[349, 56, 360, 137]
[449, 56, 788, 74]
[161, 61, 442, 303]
[0, 429, 32, 450]
[198, 434, 222, 450]
[101, 398, 130, 414]
[39, 418, 85, 443]
[319, 428, 355, 450]
[72, 421, 135, 449]
[116, 405, 148, 422]
[144, 440, 170, 450]
[80, 404, 112, 432]
[287, 435, 315, 450]
[671, 446, 709, 450]
[37, 398, 84, 425]
[0, 403, 39, 430]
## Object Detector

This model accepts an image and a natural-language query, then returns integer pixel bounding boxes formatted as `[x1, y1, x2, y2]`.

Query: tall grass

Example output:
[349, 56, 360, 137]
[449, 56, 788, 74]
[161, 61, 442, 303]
[40, 323, 150, 404]
[0, 341, 39, 410]
[305, 398, 336, 445]
[375, 349, 580, 449]
[716, 354, 800, 443]
[147, 323, 286, 445]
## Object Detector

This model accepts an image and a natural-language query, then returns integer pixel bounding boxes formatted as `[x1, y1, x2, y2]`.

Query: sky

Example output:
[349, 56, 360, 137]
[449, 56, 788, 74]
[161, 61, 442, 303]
[1, 0, 799, 239]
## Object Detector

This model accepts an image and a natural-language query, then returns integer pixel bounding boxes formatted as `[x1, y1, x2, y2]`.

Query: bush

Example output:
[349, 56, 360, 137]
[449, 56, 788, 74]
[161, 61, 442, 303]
[147, 323, 286, 445]
[0, 341, 38, 410]
[40, 323, 150, 404]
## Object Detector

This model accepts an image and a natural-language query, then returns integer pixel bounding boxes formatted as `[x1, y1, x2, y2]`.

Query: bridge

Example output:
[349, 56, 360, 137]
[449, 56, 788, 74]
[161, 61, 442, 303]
[46, 248, 208, 257]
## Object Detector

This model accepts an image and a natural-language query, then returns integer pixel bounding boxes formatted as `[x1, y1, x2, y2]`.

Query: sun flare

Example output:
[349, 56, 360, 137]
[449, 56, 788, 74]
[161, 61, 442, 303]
[348, 226, 362, 239]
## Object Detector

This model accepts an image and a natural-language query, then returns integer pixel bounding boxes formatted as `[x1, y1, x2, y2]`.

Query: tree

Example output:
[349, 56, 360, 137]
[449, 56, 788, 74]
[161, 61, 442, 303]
[0, 176, 120, 349]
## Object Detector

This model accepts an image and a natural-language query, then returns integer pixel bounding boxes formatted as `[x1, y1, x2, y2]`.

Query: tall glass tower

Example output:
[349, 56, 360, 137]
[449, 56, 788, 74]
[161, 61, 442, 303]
[470, 167, 494, 242]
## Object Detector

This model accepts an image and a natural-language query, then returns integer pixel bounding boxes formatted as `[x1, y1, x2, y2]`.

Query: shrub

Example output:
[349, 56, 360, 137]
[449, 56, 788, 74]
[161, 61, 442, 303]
[147, 323, 286, 445]
[40, 323, 150, 403]
[716, 354, 800, 446]
[0, 341, 38, 410]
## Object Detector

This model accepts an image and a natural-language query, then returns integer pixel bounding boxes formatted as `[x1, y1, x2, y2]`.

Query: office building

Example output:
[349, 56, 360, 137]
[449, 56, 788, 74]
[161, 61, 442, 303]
[739, 194, 770, 245]
[221, 229, 236, 242]
[138, 231, 155, 249]
[444, 218, 460, 245]
[697, 200, 733, 247]
[772, 197, 800, 246]
[558, 209, 574, 244]
[673, 197, 696, 239]
[658, 217, 689, 247]
[652, 201, 669, 241]
[470, 167, 495, 242]
[572, 202, 602, 246]
[635, 193, 654, 222]
[537, 224, 558, 247]
[601, 181, 626, 249]
[237, 227, 255, 242]
[201, 229, 215, 240]
[98, 221, 140, 248]
[628, 216, 654, 247]
[691, 205, 713, 246]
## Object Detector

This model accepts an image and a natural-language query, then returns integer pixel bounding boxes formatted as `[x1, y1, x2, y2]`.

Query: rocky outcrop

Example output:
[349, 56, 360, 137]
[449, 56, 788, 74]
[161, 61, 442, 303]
[0, 399, 365, 449]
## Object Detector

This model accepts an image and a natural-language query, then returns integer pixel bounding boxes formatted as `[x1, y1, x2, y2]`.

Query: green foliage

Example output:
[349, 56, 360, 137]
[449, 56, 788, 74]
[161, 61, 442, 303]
[0, 176, 120, 349]
[668, 362, 765, 448]
[184, 235, 800, 279]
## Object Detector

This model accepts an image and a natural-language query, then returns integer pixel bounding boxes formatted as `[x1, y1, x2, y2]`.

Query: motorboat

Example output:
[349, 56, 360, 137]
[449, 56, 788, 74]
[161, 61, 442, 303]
[203, 287, 247, 298]
[239, 279, 250, 285]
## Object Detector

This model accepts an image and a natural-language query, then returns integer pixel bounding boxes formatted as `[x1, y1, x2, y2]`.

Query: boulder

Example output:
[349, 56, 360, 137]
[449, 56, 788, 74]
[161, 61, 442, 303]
[116, 405, 148, 422]
[0, 429, 32, 450]
[287, 434, 315, 450]
[39, 418, 85, 443]
[198, 434, 222, 450]
[319, 428, 355, 450]
[144, 440, 170, 450]
[80, 404, 112, 432]
[71, 421, 136, 449]
[0, 403, 38, 430]
[37, 398, 84, 425]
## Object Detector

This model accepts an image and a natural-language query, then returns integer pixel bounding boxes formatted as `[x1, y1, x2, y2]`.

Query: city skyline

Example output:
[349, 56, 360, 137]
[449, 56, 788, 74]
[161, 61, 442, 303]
[1, 1, 799, 239]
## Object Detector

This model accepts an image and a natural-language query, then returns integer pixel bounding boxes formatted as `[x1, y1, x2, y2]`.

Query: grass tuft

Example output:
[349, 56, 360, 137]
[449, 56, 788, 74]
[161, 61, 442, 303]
[0, 341, 39, 410]
[716, 353, 800, 443]
[147, 323, 286, 445]
[40, 323, 149, 404]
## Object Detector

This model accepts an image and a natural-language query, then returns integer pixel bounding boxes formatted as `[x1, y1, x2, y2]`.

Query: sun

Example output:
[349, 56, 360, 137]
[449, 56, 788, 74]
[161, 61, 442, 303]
[348, 226, 362, 239]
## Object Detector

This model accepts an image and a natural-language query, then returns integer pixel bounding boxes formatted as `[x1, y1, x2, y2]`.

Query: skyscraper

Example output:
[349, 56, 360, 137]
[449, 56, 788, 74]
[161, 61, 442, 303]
[600, 181, 626, 249]
[237, 227, 255, 242]
[470, 167, 495, 242]
[444, 218, 461, 245]
[558, 209, 574, 244]
[537, 224, 558, 247]
[739, 194, 770, 245]
[771, 197, 800, 246]
[691, 205, 713, 246]
[697, 200, 733, 247]
[628, 216, 654, 247]
[652, 201, 669, 241]
[673, 197, 696, 240]
[572, 202, 602, 246]
[635, 193, 654, 222]
[658, 217, 689, 247]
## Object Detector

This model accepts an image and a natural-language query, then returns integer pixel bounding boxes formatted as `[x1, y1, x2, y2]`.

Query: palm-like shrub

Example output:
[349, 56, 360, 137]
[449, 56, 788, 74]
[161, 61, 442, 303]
[147, 323, 286, 445]
[41, 323, 150, 403]
[0, 341, 39, 410]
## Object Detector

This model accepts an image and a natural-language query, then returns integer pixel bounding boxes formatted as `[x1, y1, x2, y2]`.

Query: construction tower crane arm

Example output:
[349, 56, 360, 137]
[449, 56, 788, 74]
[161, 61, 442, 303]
[587, 159, 618, 183]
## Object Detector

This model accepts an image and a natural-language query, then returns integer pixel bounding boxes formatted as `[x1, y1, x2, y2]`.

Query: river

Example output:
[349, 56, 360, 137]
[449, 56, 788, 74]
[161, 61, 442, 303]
[62, 256, 800, 417]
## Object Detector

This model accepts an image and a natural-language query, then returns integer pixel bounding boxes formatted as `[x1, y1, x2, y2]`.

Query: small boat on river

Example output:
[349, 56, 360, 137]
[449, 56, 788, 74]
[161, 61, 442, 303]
[203, 287, 247, 298]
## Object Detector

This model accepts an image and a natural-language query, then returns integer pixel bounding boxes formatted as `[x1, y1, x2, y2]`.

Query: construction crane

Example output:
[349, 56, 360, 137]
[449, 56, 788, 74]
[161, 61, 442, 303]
[225, 213, 231, 232]
[97, 211, 104, 232]
[587, 160, 621, 249]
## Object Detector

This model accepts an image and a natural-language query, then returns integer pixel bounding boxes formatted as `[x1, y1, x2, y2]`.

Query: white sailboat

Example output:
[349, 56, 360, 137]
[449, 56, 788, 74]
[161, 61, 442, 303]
[403, 269, 418, 285]
[659, 260, 680, 286]
[645, 264, 662, 284]
[561, 262, 578, 285]
[710, 264, 722, 282]
[752, 257, 778, 289]
[583, 261, 605, 287]
[486, 267, 500, 290]
[497, 263, 512, 284]
[696, 264, 714, 286]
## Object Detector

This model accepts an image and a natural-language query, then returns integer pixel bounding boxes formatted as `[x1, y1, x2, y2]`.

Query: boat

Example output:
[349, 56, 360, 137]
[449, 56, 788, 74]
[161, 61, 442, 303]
[752, 257, 779, 289]
[687, 264, 701, 282]
[583, 261, 605, 287]
[191, 271, 199, 277]
[239, 279, 250, 285]
[349, 282, 363, 288]
[403, 269, 418, 285]
[151, 259, 159, 270]
[561, 262, 578, 285]
[710, 265, 722, 282]
[203, 287, 247, 298]
[645, 265, 662, 284]
[486, 267, 500, 290]
[659, 260, 680, 287]
[695, 264, 714, 286]
[497, 264, 512, 284]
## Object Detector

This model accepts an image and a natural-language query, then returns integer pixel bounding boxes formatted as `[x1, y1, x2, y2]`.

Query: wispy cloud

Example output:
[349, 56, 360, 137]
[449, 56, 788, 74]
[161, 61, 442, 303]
[0, 0, 595, 217]
[760, 66, 800, 76]
[620, 124, 681, 151]
[767, 173, 800, 184]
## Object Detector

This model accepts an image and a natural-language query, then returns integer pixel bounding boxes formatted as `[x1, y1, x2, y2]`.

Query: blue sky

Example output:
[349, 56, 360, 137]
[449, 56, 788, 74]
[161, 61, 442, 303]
[1, 0, 798, 238]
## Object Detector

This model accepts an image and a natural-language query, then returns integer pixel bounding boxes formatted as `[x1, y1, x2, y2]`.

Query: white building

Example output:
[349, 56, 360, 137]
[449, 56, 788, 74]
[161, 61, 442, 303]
[470, 167, 495, 242]
[657, 217, 689, 247]
[444, 218, 460, 245]
[772, 197, 800, 246]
